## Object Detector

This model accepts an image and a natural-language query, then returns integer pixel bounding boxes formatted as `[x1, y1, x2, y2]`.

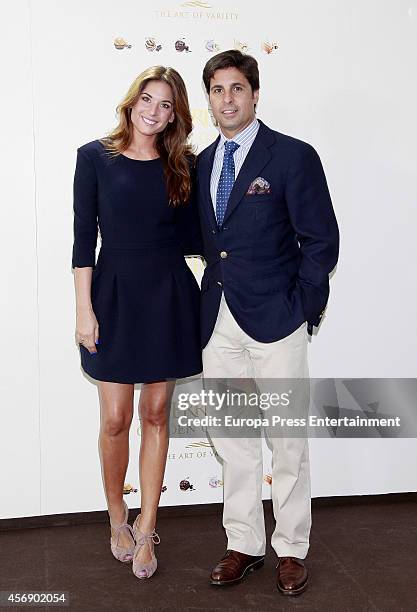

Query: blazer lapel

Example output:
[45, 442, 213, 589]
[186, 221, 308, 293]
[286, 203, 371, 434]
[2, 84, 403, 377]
[199, 137, 219, 230]
[223, 122, 274, 225]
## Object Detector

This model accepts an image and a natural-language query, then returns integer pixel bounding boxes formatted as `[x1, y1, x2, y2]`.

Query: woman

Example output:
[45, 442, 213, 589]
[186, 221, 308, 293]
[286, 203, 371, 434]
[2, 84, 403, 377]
[72, 66, 202, 579]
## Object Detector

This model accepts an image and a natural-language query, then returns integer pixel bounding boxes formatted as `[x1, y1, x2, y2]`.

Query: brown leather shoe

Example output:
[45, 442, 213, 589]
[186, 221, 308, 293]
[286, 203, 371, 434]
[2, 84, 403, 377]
[210, 550, 265, 586]
[276, 557, 308, 595]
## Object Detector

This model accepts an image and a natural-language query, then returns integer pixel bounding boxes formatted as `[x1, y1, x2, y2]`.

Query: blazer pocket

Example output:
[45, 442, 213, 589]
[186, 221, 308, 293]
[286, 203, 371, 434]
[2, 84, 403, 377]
[251, 279, 291, 312]
[242, 194, 274, 204]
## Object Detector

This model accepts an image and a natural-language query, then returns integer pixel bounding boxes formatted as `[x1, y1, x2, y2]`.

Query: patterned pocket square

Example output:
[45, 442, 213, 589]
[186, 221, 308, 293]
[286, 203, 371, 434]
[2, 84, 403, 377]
[246, 177, 271, 195]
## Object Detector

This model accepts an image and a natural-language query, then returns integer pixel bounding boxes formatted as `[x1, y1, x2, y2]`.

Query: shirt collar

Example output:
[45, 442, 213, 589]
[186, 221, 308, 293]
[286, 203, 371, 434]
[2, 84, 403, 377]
[218, 117, 259, 148]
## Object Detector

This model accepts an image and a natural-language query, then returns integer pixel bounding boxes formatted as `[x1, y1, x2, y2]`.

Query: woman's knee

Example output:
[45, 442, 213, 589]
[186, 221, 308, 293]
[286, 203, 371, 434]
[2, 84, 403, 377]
[139, 382, 174, 428]
[101, 406, 132, 437]
[98, 382, 134, 436]
[140, 401, 169, 428]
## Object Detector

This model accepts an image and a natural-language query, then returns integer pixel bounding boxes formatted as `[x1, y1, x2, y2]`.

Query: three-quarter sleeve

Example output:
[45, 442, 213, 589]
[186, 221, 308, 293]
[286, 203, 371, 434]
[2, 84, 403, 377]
[72, 148, 98, 268]
[174, 165, 205, 257]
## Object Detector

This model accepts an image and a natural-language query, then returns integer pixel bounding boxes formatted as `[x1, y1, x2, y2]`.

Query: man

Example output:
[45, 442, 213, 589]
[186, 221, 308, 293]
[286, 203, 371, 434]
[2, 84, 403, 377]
[196, 50, 339, 595]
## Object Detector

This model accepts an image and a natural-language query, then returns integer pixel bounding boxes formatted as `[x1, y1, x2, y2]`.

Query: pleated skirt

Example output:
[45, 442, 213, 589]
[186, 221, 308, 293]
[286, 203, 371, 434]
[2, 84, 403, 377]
[79, 243, 202, 383]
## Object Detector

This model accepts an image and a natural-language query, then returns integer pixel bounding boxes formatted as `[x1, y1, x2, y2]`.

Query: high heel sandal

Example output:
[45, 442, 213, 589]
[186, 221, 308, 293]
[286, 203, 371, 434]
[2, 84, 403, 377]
[132, 514, 161, 579]
[109, 499, 136, 563]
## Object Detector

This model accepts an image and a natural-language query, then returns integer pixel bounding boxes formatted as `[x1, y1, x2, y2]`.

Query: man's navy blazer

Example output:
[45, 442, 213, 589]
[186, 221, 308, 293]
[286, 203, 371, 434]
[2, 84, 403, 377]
[197, 119, 339, 349]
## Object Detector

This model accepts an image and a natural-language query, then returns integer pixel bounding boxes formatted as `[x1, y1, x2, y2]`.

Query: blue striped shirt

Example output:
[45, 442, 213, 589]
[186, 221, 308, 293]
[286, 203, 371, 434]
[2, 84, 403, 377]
[210, 118, 260, 212]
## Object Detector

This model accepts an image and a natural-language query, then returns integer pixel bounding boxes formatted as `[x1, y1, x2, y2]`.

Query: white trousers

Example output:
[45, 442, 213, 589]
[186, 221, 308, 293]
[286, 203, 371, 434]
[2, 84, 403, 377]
[202, 294, 311, 559]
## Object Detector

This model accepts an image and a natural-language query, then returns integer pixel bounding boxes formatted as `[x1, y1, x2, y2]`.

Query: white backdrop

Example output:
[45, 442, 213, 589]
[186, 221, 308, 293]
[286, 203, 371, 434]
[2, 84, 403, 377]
[1, 0, 416, 519]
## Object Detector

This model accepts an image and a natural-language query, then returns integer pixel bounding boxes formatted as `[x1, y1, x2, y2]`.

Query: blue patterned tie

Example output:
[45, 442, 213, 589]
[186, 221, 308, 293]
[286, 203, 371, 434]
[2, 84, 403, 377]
[216, 140, 240, 227]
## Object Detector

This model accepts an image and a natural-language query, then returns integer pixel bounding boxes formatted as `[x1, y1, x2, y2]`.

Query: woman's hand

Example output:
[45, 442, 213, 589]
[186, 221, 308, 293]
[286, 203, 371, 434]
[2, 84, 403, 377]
[73, 266, 99, 354]
[76, 307, 99, 354]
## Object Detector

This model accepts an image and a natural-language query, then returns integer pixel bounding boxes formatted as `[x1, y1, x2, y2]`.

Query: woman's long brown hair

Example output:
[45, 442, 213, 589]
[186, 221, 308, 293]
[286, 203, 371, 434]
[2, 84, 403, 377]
[101, 66, 195, 206]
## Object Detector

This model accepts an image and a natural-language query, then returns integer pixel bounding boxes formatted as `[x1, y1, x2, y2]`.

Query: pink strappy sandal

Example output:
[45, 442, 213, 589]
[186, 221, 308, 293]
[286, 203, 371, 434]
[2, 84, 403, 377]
[109, 499, 136, 563]
[132, 514, 161, 579]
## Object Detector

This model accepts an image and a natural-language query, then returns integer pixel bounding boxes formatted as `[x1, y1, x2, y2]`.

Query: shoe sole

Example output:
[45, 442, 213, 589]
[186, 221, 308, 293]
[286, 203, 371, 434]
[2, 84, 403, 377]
[210, 558, 265, 586]
[277, 579, 308, 596]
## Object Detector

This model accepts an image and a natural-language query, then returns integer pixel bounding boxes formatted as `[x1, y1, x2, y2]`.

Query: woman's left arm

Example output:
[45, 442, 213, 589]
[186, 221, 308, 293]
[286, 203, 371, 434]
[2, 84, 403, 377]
[175, 164, 205, 259]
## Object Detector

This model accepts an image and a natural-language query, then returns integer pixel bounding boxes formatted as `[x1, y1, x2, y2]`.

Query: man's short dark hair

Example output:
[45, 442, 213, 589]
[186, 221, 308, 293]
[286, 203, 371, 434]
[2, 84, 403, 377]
[202, 50, 260, 94]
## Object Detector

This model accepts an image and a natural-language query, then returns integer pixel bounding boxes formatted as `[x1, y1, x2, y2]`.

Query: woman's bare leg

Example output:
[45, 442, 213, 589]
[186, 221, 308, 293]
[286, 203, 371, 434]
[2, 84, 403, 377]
[135, 380, 175, 563]
[98, 381, 135, 549]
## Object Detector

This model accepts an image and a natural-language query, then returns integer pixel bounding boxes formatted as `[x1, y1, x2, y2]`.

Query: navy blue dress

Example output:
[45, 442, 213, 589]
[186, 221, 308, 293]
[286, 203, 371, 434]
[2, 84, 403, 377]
[72, 140, 203, 383]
